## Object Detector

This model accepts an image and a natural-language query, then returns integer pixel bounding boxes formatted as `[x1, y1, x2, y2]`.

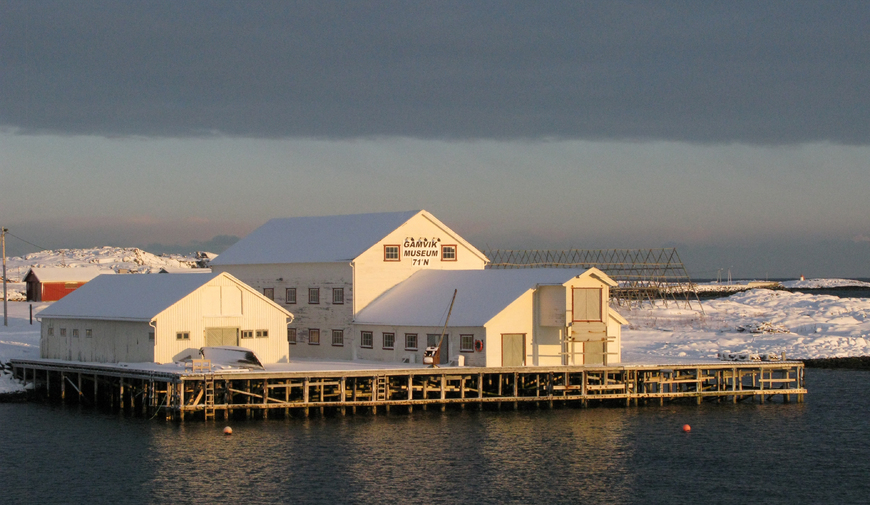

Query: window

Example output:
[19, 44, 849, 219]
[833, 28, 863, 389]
[460, 334, 474, 352]
[361, 331, 373, 348]
[332, 329, 344, 346]
[72, 329, 79, 338]
[288, 328, 297, 344]
[332, 287, 344, 304]
[148, 331, 155, 341]
[405, 333, 418, 350]
[384, 245, 400, 261]
[241, 330, 254, 339]
[442, 245, 457, 261]
[176, 331, 190, 340]
[60, 328, 67, 337]
[572, 288, 603, 322]
[86, 329, 92, 338]
[48, 327, 54, 336]
[263, 287, 274, 300]
[309, 328, 320, 345]
[309, 288, 320, 304]
[256, 330, 269, 338]
[286, 288, 297, 304]
[383, 332, 395, 349]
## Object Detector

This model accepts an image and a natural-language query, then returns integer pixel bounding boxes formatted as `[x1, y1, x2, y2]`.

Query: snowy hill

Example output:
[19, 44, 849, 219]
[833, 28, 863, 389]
[1, 247, 213, 301]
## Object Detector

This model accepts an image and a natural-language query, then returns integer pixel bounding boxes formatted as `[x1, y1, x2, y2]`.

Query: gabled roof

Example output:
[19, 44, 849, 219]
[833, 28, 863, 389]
[354, 268, 591, 327]
[211, 210, 421, 265]
[38, 272, 291, 322]
[24, 266, 112, 283]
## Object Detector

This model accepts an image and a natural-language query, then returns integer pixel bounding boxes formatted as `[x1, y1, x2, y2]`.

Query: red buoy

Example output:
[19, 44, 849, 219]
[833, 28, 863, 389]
[682, 424, 691, 433]
[224, 426, 233, 436]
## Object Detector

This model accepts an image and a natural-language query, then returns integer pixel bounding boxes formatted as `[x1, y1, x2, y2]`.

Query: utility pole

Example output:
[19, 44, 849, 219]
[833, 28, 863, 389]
[2, 227, 7, 326]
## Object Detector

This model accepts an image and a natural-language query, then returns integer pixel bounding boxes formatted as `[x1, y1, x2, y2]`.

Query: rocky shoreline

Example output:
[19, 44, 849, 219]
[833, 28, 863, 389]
[802, 356, 870, 371]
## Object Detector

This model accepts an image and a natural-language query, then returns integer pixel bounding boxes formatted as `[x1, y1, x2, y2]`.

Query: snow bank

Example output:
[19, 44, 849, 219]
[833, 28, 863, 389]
[621, 288, 870, 362]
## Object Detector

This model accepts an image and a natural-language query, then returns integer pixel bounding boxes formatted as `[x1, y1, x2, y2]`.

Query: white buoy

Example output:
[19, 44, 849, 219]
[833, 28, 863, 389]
[223, 426, 233, 436]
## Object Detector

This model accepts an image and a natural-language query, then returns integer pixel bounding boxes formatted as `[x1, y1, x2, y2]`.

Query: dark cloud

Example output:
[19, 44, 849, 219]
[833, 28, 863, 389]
[2, 1, 868, 143]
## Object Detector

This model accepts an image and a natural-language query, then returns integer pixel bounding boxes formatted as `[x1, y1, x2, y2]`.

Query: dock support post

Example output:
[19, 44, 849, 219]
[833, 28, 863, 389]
[303, 377, 310, 417]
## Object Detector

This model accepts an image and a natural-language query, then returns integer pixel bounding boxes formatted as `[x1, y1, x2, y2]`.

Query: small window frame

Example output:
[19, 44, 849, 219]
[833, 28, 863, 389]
[288, 328, 297, 344]
[360, 331, 373, 348]
[332, 287, 344, 305]
[384, 245, 400, 261]
[404, 333, 418, 350]
[263, 287, 275, 300]
[460, 334, 474, 353]
[286, 288, 297, 304]
[309, 328, 320, 345]
[382, 332, 395, 350]
[309, 288, 320, 304]
[332, 329, 344, 346]
[441, 244, 457, 261]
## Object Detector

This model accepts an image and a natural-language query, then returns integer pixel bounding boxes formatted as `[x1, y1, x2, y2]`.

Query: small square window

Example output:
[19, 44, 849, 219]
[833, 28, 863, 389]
[309, 328, 320, 345]
[241, 330, 254, 339]
[361, 331, 373, 348]
[384, 245, 400, 261]
[256, 329, 269, 338]
[286, 288, 296, 304]
[383, 332, 395, 349]
[309, 288, 320, 304]
[287, 328, 297, 344]
[176, 331, 190, 340]
[405, 333, 418, 350]
[460, 334, 474, 352]
[60, 328, 67, 337]
[86, 329, 92, 338]
[442, 245, 457, 261]
[263, 287, 275, 300]
[332, 329, 344, 346]
[72, 329, 79, 338]
[148, 331, 155, 341]
[48, 327, 54, 336]
[332, 287, 344, 304]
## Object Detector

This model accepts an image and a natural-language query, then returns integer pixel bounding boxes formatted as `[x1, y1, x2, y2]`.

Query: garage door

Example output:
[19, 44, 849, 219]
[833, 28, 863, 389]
[205, 327, 239, 347]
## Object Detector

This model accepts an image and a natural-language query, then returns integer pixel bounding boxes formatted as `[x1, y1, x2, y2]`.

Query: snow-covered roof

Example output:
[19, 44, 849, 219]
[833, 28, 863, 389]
[210, 210, 421, 265]
[355, 268, 591, 327]
[39, 273, 223, 321]
[24, 266, 113, 283]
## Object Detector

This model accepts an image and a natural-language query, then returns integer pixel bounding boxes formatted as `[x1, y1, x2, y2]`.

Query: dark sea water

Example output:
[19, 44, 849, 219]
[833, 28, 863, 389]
[2, 369, 868, 505]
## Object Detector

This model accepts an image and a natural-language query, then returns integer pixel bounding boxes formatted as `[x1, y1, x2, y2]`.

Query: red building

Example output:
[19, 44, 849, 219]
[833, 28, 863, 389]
[24, 267, 112, 302]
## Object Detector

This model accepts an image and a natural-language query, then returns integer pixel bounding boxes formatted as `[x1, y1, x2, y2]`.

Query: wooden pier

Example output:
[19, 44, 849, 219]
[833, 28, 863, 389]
[10, 359, 806, 421]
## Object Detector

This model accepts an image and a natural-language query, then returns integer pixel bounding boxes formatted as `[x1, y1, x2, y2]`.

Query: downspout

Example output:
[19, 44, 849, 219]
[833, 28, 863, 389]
[149, 320, 157, 362]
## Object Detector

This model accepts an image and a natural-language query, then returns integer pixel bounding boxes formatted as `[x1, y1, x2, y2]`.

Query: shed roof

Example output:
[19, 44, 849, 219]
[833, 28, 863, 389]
[24, 266, 112, 283]
[38, 272, 291, 322]
[211, 210, 421, 265]
[354, 268, 592, 327]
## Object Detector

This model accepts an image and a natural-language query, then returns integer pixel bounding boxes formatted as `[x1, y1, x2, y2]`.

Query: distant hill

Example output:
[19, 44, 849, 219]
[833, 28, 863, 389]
[1, 247, 214, 300]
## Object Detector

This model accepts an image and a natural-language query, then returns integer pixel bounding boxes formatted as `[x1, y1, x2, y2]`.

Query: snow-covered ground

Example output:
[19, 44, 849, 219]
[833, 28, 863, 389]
[1, 247, 212, 301]
[621, 287, 870, 363]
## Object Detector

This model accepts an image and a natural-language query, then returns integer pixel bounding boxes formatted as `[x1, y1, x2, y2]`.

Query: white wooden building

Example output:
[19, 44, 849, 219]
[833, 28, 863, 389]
[210, 210, 488, 360]
[354, 268, 627, 366]
[38, 272, 293, 364]
[211, 210, 627, 367]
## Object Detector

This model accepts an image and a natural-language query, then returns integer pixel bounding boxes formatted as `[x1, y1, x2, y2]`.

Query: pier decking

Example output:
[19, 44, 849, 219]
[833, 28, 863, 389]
[10, 359, 806, 420]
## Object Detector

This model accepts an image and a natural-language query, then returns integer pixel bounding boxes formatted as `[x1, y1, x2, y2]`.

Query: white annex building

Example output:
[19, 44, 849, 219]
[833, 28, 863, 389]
[211, 210, 627, 367]
[39, 272, 294, 364]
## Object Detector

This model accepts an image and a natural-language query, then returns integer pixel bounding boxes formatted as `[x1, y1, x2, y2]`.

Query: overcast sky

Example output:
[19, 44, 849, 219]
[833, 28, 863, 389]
[2, 1, 869, 278]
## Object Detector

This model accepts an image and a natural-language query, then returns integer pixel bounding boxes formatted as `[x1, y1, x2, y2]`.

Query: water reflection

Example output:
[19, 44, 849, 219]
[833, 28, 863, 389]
[3, 369, 870, 504]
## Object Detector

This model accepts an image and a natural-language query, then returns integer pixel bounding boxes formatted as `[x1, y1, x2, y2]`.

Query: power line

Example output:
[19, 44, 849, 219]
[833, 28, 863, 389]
[6, 231, 48, 252]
